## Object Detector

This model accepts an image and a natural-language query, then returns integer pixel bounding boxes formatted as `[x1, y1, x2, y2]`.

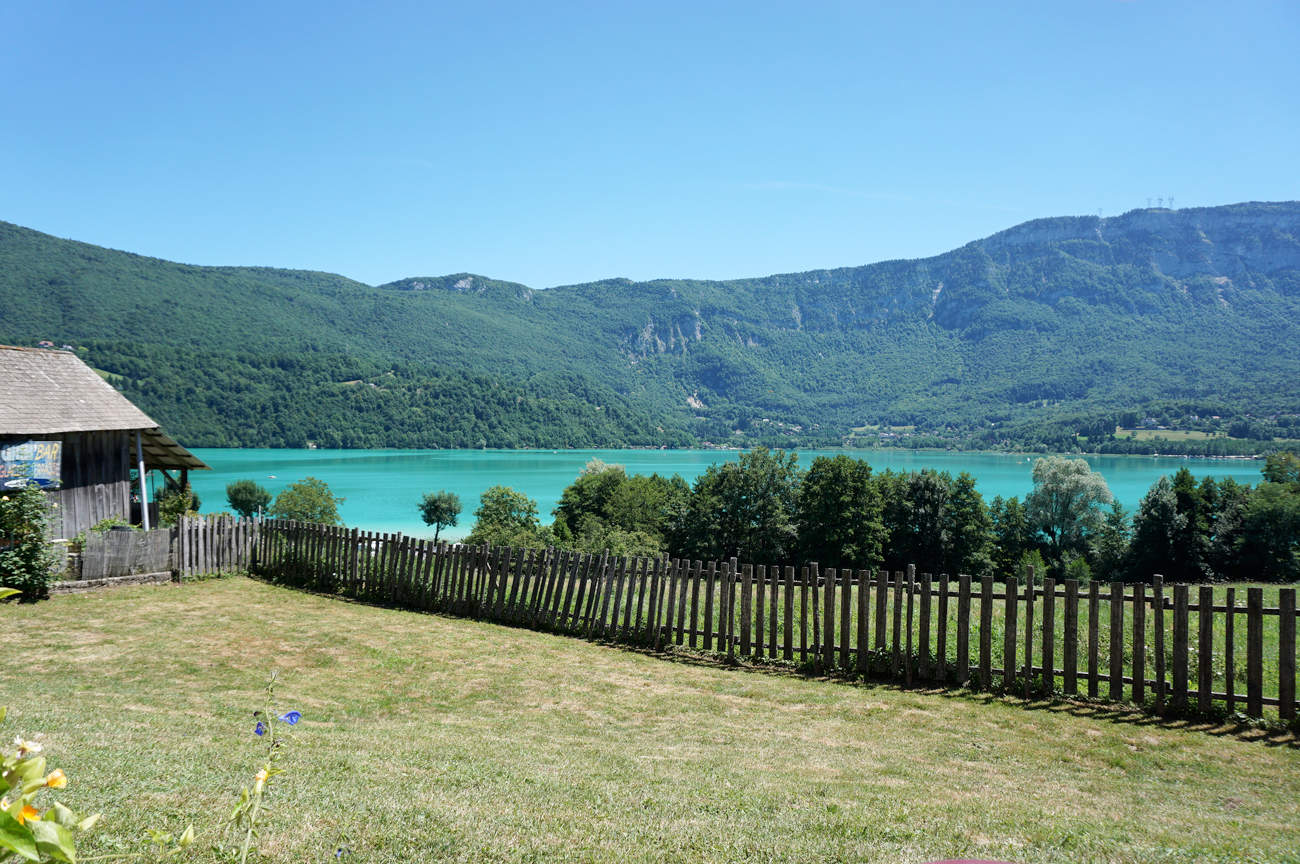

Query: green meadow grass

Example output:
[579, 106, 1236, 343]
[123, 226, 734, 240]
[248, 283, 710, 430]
[4, 576, 1298, 863]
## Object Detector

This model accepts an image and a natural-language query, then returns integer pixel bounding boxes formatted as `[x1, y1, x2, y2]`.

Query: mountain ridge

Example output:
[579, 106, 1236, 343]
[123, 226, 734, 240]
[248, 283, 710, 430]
[2, 202, 1298, 451]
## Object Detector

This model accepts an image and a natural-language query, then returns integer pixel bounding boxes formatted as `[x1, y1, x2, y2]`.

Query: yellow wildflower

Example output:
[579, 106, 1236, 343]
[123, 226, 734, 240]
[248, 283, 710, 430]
[253, 768, 269, 794]
[17, 805, 40, 824]
[44, 769, 67, 789]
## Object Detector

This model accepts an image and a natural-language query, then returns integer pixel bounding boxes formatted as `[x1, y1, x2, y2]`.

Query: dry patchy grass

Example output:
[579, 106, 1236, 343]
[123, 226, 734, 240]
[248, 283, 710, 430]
[3, 577, 1298, 863]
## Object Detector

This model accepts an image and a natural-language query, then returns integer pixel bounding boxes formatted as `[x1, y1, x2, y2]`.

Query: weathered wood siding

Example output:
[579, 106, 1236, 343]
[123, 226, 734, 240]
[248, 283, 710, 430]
[43, 431, 133, 538]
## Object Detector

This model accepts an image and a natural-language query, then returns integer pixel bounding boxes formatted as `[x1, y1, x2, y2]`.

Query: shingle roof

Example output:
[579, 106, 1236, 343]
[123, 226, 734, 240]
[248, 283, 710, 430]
[0, 345, 158, 434]
[0, 346, 209, 470]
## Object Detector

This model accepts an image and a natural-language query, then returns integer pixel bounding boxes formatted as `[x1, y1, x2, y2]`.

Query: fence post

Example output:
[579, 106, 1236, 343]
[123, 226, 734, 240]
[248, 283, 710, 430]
[1110, 581, 1125, 703]
[936, 573, 949, 684]
[822, 566, 834, 671]
[979, 575, 993, 691]
[891, 571, 904, 678]
[810, 562, 821, 670]
[905, 565, 916, 685]
[840, 564, 852, 671]
[1153, 575, 1166, 712]
[1003, 575, 1018, 691]
[743, 562, 755, 658]
[1247, 587, 1263, 718]
[1022, 566, 1034, 699]
[1279, 588, 1296, 723]
[1063, 579, 1078, 696]
[1224, 587, 1236, 713]
[1198, 585, 1214, 715]
[799, 566, 809, 665]
[956, 574, 971, 687]
[783, 565, 794, 662]
[1172, 584, 1190, 713]
[917, 573, 931, 681]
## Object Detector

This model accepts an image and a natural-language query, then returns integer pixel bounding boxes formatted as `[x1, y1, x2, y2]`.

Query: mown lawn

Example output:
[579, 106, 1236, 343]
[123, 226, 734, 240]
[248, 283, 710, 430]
[5, 577, 1299, 863]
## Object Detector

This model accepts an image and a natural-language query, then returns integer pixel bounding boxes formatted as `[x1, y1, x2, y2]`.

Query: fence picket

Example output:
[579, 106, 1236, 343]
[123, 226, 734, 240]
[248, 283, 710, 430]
[861, 569, 874, 675]
[936, 574, 949, 684]
[1063, 579, 1078, 696]
[1198, 585, 1214, 715]
[1247, 587, 1263, 718]
[841, 566, 853, 670]
[979, 576, 993, 690]
[1279, 588, 1296, 722]
[1173, 584, 1190, 713]
[822, 567, 835, 671]
[956, 574, 971, 687]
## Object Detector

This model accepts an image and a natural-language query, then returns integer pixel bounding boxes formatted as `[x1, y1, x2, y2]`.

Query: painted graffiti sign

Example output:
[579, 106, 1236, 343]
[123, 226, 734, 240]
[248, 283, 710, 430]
[0, 440, 62, 489]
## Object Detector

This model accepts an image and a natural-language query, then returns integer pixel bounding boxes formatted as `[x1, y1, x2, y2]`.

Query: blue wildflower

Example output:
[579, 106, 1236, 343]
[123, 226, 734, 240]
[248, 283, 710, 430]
[254, 721, 267, 736]
[278, 711, 302, 725]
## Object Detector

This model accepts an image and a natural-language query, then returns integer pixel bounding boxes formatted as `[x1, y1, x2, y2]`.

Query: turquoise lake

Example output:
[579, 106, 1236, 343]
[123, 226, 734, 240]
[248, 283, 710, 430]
[183, 448, 1267, 541]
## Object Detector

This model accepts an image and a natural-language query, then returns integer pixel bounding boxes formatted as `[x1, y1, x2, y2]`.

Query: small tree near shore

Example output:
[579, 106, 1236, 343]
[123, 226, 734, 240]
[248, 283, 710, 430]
[227, 479, 272, 518]
[271, 477, 344, 526]
[419, 490, 461, 542]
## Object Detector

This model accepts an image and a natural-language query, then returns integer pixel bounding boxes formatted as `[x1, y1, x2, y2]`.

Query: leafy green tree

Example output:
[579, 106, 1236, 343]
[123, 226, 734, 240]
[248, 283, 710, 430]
[551, 460, 687, 555]
[1024, 456, 1114, 575]
[1092, 500, 1131, 577]
[894, 470, 949, 573]
[1127, 475, 1183, 581]
[1262, 451, 1300, 484]
[270, 477, 344, 525]
[797, 455, 885, 571]
[943, 472, 994, 577]
[465, 485, 550, 548]
[1168, 467, 1211, 582]
[226, 479, 271, 519]
[418, 490, 461, 542]
[1201, 476, 1250, 580]
[671, 448, 801, 563]
[990, 495, 1035, 577]
[1235, 481, 1300, 582]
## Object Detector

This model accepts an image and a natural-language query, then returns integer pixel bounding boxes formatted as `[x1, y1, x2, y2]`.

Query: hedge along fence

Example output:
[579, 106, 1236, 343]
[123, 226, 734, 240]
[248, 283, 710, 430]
[251, 519, 1300, 726]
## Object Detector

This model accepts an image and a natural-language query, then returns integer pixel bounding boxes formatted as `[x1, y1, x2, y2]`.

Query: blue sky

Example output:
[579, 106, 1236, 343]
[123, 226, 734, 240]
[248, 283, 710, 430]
[3, 1, 1297, 288]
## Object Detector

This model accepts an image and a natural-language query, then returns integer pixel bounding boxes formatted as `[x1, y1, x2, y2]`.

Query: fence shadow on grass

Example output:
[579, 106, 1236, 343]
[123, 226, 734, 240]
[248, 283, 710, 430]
[241, 518, 1300, 741]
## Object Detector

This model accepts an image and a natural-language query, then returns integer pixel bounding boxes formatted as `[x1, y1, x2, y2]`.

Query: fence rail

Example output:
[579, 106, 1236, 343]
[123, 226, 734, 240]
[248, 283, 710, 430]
[253, 519, 1299, 724]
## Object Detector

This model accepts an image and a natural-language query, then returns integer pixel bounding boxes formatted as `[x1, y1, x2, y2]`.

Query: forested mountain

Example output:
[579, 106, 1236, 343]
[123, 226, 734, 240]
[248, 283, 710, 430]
[2, 202, 1298, 450]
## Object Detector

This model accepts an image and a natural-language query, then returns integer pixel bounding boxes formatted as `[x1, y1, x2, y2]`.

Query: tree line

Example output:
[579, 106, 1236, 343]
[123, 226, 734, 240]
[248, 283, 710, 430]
[447, 450, 1300, 583]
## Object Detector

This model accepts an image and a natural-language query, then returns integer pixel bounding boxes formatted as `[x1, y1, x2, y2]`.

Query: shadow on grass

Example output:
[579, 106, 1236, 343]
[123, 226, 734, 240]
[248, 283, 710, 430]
[603, 641, 1299, 749]
[252, 575, 1299, 749]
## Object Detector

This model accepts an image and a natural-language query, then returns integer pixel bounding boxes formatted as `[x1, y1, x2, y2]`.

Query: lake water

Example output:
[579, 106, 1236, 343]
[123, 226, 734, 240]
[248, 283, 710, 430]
[182, 448, 1267, 541]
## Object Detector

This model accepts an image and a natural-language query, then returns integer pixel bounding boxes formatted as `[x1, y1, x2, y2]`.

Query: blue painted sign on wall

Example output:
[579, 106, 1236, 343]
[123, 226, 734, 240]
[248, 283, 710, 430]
[0, 440, 62, 489]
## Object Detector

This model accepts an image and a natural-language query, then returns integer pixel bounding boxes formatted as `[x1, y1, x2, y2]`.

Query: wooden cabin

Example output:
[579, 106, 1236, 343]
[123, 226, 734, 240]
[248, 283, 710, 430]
[0, 345, 208, 539]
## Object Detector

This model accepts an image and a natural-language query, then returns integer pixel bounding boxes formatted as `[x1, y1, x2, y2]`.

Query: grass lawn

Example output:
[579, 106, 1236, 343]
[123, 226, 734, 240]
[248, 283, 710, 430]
[5, 577, 1299, 863]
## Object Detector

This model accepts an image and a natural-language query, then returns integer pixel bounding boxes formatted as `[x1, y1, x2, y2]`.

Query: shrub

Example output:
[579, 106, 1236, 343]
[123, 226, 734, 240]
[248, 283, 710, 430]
[0, 484, 58, 599]
[156, 483, 200, 528]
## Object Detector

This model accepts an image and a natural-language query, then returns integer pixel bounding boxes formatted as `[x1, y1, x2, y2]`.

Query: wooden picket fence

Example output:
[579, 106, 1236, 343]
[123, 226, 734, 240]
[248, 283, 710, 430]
[252, 519, 1300, 724]
[174, 514, 261, 578]
[79, 528, 173, 580]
